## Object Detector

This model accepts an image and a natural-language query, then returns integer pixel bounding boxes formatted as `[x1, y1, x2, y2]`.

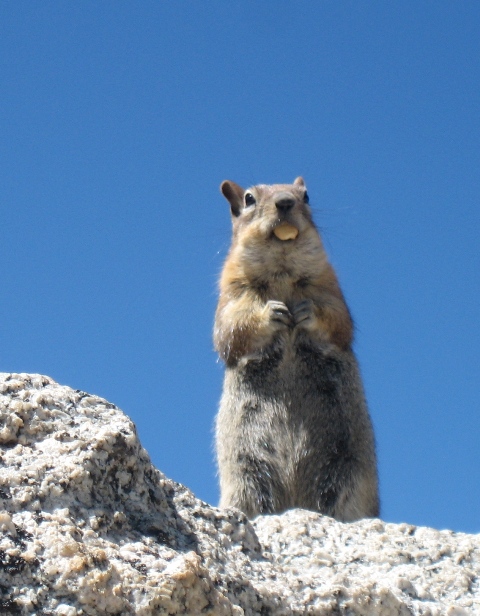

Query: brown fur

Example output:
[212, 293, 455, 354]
[214, 178, 379, 520]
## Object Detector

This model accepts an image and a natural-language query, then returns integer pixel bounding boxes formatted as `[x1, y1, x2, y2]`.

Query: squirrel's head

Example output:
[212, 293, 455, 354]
[220, 177, 315, 244]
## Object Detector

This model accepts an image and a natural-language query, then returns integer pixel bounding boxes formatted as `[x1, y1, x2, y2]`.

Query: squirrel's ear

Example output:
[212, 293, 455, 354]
[293, 177, 305, 187]
[220, 180, 244, 217]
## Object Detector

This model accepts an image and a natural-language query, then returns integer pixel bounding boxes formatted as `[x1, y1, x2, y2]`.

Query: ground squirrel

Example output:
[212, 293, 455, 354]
[214, 177, 379, 521]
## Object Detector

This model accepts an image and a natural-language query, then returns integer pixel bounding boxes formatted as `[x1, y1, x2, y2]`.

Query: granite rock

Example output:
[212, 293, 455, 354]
[0, 373, 478, 615]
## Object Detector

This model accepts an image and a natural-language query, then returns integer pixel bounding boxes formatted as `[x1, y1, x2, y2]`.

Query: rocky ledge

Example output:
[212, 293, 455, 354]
[0, 373, 478, 615]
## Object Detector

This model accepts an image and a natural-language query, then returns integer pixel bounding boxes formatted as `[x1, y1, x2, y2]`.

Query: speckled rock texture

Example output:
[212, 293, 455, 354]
[0, 374, 478, 615]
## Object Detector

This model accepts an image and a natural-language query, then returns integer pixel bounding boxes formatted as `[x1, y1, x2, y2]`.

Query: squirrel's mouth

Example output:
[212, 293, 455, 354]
[273, 222, 299, 241]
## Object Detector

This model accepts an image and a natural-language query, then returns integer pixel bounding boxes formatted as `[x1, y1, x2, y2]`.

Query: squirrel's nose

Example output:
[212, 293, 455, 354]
[275, 195, 295, 213]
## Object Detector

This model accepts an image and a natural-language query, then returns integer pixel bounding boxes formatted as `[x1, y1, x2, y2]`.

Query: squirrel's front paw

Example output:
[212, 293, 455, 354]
[292, 299, 315, 326]
[264, 300, 292, 327]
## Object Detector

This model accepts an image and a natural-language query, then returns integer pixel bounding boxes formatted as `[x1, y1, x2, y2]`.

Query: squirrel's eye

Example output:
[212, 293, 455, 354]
[244, 192, 256, 207]
[303, 191, 309, 204]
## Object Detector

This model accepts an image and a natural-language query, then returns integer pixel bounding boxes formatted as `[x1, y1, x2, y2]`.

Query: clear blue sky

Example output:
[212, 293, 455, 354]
[1, 2, 479, 534]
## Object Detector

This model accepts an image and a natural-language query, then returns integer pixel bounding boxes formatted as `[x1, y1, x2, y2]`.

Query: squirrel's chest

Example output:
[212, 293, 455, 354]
[251, 276, 311, 306]
[238, 334, 341, 398]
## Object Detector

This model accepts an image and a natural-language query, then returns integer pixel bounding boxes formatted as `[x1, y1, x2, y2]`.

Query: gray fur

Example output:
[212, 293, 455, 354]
[216, 327, 379, 520]
[214, 179, 379, 521]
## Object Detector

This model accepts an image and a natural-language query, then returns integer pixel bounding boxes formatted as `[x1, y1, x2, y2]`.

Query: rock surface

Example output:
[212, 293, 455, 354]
[0, 373, 478, 615]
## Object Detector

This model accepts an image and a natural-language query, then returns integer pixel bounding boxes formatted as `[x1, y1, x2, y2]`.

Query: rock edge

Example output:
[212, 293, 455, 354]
[0, 373, 478, 615]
